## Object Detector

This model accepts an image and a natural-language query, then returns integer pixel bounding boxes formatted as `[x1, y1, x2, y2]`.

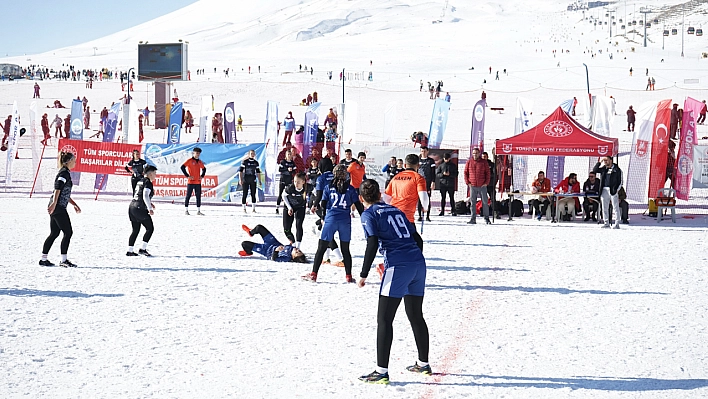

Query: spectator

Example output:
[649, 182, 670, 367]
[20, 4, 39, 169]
[382, 157, 398, 188]
[277, 142, 294, 163]
[324, 146, 338, 164]
[306, 147, 322, 167]
[339, 148, 355, 166]
[572, 97, 577, 116]
[40, 113, 50, 145]
[417, 146, 436, 222]
[63, 114, 71, 139]
[289, 146, 305, 172]
[626, 106, 636, 132]
[143, 107, 150, 126]
[464, 148, 491, 224]
[185, 110, 194, 133]
[554, 173, 581, 220]
[84, 106, 91, 129]
[582, 172, 601, 222]
[698, 100, 707, 125]
[33, 82, 40, 98]
[283, 111, 295, 145]
[436, 153, 458, 216]
[481, 151, 497, 218]
[212, 114, 224, 143]
[670, 103, 680, 139]
[593, 156, 623, 229]
[444, 92, 451, 102]
[51, 114, 63, 138]
[347, 152, 367, 194]
[529, 171, 552, 221]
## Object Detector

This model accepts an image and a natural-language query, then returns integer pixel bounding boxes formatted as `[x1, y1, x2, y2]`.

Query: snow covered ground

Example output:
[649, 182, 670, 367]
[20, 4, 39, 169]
[2, 0, 708, 397]
[2, 197, 708, 398]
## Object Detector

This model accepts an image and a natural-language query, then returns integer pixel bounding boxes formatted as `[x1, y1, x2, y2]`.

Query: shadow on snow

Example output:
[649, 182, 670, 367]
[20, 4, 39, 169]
[0, 288, 123, 298]
[426, 284, 668, 295]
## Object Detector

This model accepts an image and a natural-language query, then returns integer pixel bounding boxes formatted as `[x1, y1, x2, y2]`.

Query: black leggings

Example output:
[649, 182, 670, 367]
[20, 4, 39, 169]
[42, 208, 73, 255]
[185, 184, 202, 207]
[242, 181, 256, 204]
[312, 239, 351, 275]
[377, 295, 429, 369]
[283, 206, 305, 243]
[439, 185, 455, 213]
[128, 208, 154, 246]
[276, 181, 289, 206]
[241, 225, 270, 254]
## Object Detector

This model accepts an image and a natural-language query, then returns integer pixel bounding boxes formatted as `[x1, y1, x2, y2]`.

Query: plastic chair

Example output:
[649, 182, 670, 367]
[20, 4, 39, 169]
[656, 188, 676, 223]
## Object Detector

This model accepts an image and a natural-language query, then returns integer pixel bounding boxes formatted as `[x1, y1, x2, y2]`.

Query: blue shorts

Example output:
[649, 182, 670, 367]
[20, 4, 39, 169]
[253, 234, 281, 258]
[379, 261, 426, 298]
[320, 219, 352, 242]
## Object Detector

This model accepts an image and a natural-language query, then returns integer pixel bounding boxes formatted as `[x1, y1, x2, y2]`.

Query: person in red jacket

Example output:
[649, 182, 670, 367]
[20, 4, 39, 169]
[554, 173, 580, 220]
[530, 171, 552, 220]
[40, 114, 50, 145]
[463, 148, 491, 224]
[63, 114, 71, 138]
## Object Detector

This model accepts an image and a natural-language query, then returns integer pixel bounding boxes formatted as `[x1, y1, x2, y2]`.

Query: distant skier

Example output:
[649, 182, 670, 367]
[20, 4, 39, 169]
[444, 92, 451, 102]
[626, 106, 636, 132]
[33, 82, 40, 98]
[419, 80, 423, 91]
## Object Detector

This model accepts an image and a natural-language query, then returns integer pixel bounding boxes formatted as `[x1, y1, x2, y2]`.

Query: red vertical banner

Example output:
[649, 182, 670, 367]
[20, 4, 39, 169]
[674, 97, 703, 200]
[647, 99, 672, 198]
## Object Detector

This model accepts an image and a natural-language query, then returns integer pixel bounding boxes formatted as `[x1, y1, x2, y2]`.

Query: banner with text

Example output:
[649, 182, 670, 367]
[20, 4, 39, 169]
[674, 97, 703, 200]
[57, 139, 139, 175]
[224, 102, 236, 144]
[692, 145, 708, 188]
[69, 99, 84, 184]
[470, 99, 486, 153]
[144, 142, 266, 202]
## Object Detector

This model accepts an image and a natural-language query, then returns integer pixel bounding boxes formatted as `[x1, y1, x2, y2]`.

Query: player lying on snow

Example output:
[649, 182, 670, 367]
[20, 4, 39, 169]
[239, 225, 308, 263]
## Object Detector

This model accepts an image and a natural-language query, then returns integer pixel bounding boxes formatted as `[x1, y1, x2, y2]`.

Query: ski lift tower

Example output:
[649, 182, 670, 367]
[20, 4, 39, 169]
[640, 7, 652, 47]
[607, 9, 616, 39]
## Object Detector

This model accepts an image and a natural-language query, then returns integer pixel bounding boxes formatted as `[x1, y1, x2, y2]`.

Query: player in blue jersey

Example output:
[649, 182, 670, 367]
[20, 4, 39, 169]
[311, 157, 346, 266]
[356, 179, 430, 385]
[302, 164, 361, 282]
[239, 224, 308, 263]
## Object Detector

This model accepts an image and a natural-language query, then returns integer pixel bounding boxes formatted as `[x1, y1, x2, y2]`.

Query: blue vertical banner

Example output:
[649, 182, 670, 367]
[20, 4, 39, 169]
[69, 99, 84, 184]
[546, 156, 565, 189]
[224, 102, 236, 144]
[470, 99, 486, 153]
[168, 102, 182, 144]
[264, 100, 279, 195]
[303, 111, 318, 159]
[94, 103, 121, 190]
[428, 98, 450, 149]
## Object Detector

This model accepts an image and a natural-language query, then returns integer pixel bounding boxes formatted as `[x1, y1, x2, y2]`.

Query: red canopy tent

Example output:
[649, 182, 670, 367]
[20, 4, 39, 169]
[495, 107, 619, 157]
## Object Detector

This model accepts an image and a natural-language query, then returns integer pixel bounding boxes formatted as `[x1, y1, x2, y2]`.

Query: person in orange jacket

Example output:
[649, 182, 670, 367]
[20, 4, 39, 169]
[529, 171, 552, 220]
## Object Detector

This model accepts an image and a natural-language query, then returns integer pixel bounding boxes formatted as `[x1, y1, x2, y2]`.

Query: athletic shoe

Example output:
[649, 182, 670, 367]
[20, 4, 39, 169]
[185, 210, 190, 215]
[485, 218, 492, 225]
[467, 218, 476, 225]
[126, 252, 138, 257]
[584, 215, 590, 221]
[438, 212, 444, 216]
[451, 212, 457, 216]
[536, 215, 542, 221]
[601, 223, 610, 229]
[406, 363, 433, 375]
[59, 259, 77, 268]
[243, 207, 248, 213]
[138, 249, 152, 257]
[241, 225, 252, 236]
[612, 224, 620, 230]
[238, 250, 251, 257]
[38, 260, 55, 267]
[196, 211, 205, 216]
[252, 208, 257, 213]
[301, 272, 317, 282]
[426, 216, 431, 222]
[346, 274, 355, 283]
[358, 371, 389, 384]
[276, 208, 280, 215]
[376, 263, 385, 279]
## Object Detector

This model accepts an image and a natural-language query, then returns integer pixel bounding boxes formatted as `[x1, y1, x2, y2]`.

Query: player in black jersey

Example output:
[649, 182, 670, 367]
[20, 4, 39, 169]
[276, 150, 296, 214]
[282, 172, 308, 248]
[124, 149, 147, 193]
[40, 152, 81, 268]
[306, 158, 320, 208]
[239, 150, 261, 213]
[339, 148, 355, 167]
[127, 165, 157, 256]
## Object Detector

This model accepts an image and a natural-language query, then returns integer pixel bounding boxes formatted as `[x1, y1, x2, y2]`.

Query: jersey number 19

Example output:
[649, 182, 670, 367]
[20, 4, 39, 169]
[388, 214, 410, 238]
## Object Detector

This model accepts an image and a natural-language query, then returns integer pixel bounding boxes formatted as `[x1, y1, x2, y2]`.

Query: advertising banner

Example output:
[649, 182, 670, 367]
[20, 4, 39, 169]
[29, 101, 42, 191]
[69, 99, 84, 185]
[545, 156, 565, 189]
[168, 102, 182, 144]
[470, 99, 486, 153]
[692, 145, 708, 188]
[224, 102, 236, 144]
[144, 142, 266, 202]
[264, 101, 279, 195]
[198, 96, 211, 143]
[513, 97, 533, 190]
[57, 139, 140, 175]
[674, 97, 703, 200]
[428, 98, 450, 149]
[625, 101, 658, 202]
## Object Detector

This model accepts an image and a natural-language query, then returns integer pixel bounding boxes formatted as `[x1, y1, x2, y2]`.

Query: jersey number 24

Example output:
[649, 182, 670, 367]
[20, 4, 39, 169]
[330, 192, 348, 209]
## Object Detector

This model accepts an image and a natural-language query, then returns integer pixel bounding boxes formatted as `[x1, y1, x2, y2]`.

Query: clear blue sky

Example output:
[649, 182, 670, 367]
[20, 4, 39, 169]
[1, 0, 198, 56]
